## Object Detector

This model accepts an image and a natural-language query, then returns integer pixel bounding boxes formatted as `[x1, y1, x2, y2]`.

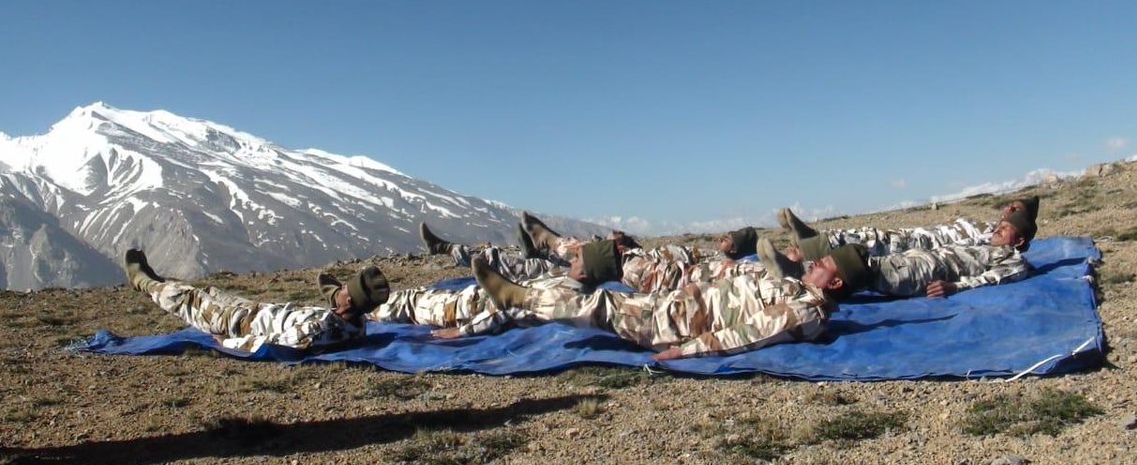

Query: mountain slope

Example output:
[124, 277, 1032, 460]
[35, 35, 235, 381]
[0, 103, 605, 288]
[0, 189, 123, 289]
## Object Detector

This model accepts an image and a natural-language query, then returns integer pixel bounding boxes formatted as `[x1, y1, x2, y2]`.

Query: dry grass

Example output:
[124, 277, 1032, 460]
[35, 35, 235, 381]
[2, 160, 1137, 465]
[959, 388, 1103, 437]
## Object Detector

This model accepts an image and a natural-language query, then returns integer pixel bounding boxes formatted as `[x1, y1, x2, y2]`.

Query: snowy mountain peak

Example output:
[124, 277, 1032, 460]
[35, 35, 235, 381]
[302, 148, 403, 176]
[0, 103, 606, 290]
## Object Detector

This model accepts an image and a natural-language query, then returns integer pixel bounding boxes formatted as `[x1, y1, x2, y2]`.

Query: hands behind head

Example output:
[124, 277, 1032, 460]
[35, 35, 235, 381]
[716, 234, 734, 255]
[608, 230, 642, 252]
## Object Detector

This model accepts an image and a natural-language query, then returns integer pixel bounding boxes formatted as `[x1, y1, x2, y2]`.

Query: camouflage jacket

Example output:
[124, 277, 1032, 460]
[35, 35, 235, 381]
[936, 244, 1031, 291]
[825, 217, 996, 256]
[221, 303, 366, 352]
[867, 244, 1032, 296]
[673, 277, 834, 357]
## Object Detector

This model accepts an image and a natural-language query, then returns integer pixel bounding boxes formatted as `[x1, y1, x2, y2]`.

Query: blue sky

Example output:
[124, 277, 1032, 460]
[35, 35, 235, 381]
[2, 1, 1135, 235]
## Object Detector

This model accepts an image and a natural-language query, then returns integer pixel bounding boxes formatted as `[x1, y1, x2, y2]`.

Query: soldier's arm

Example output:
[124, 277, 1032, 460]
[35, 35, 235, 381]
[453, 308, 512, 336]
[954, 253, 1032, 292]
[674, 300, 827, 358]
[261, 318, 351, 351]
[674, 324, 774, 358]
[220, 335, 270, 352]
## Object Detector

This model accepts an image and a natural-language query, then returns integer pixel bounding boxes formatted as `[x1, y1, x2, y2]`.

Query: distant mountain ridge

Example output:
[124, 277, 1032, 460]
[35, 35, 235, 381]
[0, 103, 606, 290]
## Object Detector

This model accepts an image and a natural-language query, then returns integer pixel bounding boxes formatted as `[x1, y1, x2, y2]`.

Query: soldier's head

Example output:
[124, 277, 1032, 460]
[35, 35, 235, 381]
[1002, 196, 1040, 222]
[803, 244, 869, 300]
[569, 240, 623, 285]
[717, 227, 758, 259]
[321, 266, 390, 320]
[991, 210, 1036, 252]
[607, 230, 642, 252]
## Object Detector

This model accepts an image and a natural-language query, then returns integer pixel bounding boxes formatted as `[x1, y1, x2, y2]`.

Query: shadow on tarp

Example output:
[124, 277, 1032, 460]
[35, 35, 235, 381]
[74, 236, 1105, 381]
[0, 395, 593, 465]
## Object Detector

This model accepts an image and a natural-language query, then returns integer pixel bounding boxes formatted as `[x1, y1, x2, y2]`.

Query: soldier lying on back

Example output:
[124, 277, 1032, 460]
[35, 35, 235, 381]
[455, 244, 870, 360]
[776, 195, 1040, 257]
[421, 216, 766, 294]
[761, 208, 1038, 299]
[123, 249, 388, 352]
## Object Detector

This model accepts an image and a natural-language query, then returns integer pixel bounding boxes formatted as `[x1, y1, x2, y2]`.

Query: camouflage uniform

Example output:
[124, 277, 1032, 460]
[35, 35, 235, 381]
[513, 272, 835, 356]
[822, 218, 994, 257]
[453, 239, 759, 294]
[368, 277, 582, 336]
[868, 244, 1031, 297]
[138, 280, 365, 352]
[448, 244, 570, 282]
[619, 245, 767, 293]
[549, 236, 592, 261]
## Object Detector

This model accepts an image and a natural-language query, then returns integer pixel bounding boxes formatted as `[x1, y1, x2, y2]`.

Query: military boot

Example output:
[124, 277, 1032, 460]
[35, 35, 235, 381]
[124, 249, 165, 292]
[521, 211, 562, 251]
[776, 208, 819, 242]
[419, 222, 453, 255]
[473, 258, 530, 310]
[757, 238, 805, 280]
[516, 223, 539, 259]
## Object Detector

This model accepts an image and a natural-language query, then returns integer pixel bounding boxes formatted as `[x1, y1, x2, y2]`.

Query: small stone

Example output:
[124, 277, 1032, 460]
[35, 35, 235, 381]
[990, 455, 1029, 465]
[1120, 414, 1137, 430]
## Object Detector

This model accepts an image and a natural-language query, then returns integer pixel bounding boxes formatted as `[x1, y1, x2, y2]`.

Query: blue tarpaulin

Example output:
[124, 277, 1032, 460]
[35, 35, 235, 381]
[75, 236, 1104, 381]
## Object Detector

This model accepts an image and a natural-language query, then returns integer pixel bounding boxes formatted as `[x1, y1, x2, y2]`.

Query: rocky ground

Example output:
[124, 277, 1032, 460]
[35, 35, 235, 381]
[2, 161, 1136, 465]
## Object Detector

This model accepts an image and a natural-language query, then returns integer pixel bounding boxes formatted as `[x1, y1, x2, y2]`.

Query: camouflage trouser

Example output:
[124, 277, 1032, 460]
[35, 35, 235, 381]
[518, 274, 826, 353]
[867, 249, 951, 297]
[449, 244, 570, 282]
[460, 239, 762, 294]
[825, 219, 992, 257]
[621, 245, 767, 293]
[550, 236, 591, 261]
[139, 280, 262, 337]
[370, 282, 493, 327]
[370, 277, 582, 328]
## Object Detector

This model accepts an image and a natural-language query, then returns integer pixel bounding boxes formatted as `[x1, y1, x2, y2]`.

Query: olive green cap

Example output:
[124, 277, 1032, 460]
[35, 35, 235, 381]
[582, 239, 623, 283]
[829, 244, 870, 292]
[797, 235, 833, 261]
[1017, 196, 1040, 222]
[346, 266, 390, 312]
[727, 227, 758, 259]
[1004, 209, 1037, 247]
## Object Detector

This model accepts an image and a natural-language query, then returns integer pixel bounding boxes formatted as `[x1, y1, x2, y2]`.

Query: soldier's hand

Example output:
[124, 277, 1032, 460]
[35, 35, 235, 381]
[430, 328, 463, 339]
[925, 281, 958, 298]
[784, 244, 803, 262]
[569, 257, 589, 282]
[652, 347, 685, 361]
[716, 234, 734, 255]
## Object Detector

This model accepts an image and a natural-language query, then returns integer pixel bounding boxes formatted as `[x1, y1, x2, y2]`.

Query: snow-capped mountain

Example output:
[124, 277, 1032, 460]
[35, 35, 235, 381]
[0, 102, 606, 289]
